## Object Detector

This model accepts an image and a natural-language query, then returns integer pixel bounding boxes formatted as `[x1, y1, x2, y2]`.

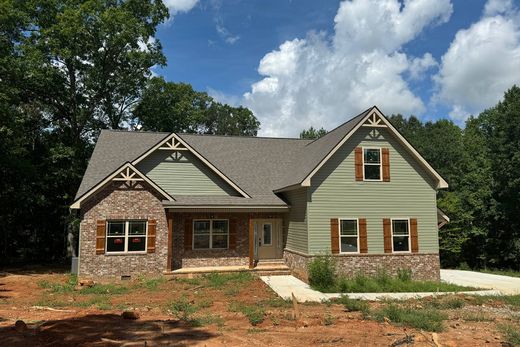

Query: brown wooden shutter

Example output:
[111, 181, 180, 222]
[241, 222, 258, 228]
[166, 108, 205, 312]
[355, 147, 363, 181]
[410, 218, 419, 253]
[382, 148, 390, 182]
[184, 218, 192, 251]
[147, 219, 156, 253]
[330, 218, 339, 254]
[96, 220, 106, 255]
[229, 218, 237, 249]
[383, 218, 392, 253]
[359, 218, 368, 253]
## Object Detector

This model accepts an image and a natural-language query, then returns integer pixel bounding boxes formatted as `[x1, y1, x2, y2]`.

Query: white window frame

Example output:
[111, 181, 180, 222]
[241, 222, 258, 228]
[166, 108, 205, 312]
[362, 147, 383, 181]
[106, 220, 148, 255]
[391, 218, 411, 253]
[338, 218, 360, 254]
[192, 219, 229, 250]
[262, 222, 273, 246]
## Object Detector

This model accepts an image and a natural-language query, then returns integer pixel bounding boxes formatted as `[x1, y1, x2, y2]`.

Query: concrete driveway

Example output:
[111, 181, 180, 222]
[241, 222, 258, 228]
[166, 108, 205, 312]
[441, 269, 520, 294]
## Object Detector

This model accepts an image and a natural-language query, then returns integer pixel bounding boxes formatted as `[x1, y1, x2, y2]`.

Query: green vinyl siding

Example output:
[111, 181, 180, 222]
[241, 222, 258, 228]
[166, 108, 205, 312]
[308, 127, 438, 255]
[136, 150, 240, 196]
[283, 188, 309, 253]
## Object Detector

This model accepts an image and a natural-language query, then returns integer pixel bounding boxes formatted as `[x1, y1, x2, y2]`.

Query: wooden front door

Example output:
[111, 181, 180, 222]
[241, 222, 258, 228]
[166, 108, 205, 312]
[255, 219, 282, 260]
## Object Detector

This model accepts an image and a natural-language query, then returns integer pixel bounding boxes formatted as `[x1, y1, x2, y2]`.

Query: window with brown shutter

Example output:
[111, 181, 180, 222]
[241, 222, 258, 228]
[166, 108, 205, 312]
[147, 219, 156, 253]
[355, 147, 363, 181]
[382, 148, 390, 181]
[383, 218, 392, 253]
[410, 218, 419, 253]
[229, 218, 237, 249]
[359, 218, 368, 253]
[184, 219, 193, 251]
[330, 218, 339, 254]
[96, 220, 106, 254]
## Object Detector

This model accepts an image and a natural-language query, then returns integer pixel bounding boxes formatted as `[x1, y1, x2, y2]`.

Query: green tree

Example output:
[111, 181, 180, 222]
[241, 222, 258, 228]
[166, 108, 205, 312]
[133, 77, 260, 136]
[299, 126, 327, 139]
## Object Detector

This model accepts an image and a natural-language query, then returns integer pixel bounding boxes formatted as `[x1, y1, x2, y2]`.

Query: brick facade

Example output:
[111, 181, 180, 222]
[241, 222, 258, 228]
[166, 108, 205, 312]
[284, 249, 440, 282]
[79, 182, 168, 278]
[171, 212, 284, 269]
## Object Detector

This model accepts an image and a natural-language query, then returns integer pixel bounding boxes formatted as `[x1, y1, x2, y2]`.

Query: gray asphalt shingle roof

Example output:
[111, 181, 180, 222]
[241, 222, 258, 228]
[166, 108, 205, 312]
[74, 107, 372, 206]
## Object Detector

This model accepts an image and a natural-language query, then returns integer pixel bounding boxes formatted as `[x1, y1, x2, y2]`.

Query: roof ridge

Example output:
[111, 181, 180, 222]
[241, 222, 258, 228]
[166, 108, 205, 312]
[305, 106, 375, 147]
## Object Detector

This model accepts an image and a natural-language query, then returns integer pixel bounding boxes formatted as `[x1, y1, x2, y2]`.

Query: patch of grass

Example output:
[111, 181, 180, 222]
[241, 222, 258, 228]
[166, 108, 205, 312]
[467, 295, 520, 309]
[372, 304, 447, 332]
[224, 287, 239, 296]
[323, 312, 335, 326]
[73, 296, 112, 310]
[499, 324, 520, 346]
[260, 297, 292, 308]
[479, 269, 520, 278]
[137, 276, 166, 291]
[37, 274, 77, 293]
[318, 271, 475, 293]
[228, 302, 265, 326]
[34, 296, 69, 308]
[168, 296, 198, 320]
[271, 316, 280, 326]
[175, 277, 202, 286]
[335, 296, 370, 316]
[203, 272, 254, 288]
[247, 328, 266, 334]
[196, 298, 213, 309]
[461, 312, 495, 322]
[192, 314, 224, 327]
[425, 296, 465, 310]
[79, 283, 128, 295]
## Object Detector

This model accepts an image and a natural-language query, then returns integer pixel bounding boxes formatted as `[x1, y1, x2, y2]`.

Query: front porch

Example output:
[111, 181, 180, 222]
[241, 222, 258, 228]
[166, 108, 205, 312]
[164, 210, 289, 273]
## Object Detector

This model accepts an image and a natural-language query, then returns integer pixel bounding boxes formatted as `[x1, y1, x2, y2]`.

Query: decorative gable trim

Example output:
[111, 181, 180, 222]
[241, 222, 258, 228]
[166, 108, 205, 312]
[70, 162, 174, 209]
[300, 106, 448, 189]
[132, 133, 251, 198]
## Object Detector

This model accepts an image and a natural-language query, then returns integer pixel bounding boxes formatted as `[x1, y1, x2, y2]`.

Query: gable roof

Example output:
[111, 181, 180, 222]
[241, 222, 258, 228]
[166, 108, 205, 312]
[72, 105, 448, 209]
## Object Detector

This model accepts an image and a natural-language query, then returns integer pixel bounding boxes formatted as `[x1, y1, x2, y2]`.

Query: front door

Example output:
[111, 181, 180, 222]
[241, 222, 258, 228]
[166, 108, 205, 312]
[255, 219, 282, 260]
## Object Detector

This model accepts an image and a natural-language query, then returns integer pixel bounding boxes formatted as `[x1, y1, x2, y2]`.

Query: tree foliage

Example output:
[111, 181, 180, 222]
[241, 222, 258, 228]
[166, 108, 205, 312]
[133, 77, 260, 135]
[300, 126, 327, 140]
[390, 85, 520, 270]
[0, 0, 259, 265]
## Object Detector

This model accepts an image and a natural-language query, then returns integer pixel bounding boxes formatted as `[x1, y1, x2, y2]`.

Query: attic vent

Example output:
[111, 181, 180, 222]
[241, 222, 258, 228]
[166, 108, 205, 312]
[121, 275, 131, 281]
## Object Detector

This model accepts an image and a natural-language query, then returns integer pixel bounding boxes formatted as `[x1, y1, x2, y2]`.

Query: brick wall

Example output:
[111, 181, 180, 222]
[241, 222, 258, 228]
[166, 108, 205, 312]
[172, 212, 284, 269]
[79, 182, 168, 278]
[284, 249, 440, 282]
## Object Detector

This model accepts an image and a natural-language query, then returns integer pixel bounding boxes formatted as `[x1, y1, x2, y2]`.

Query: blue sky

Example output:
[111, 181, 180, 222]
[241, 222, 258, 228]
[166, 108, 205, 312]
[156, 0, 520, 136]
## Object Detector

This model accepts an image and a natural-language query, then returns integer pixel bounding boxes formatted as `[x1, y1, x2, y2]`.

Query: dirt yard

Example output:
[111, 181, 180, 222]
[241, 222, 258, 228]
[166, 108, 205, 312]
[0, 268, 518, 346]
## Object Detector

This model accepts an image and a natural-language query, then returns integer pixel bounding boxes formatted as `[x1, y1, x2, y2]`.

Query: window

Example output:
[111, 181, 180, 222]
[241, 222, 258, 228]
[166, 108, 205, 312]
[363, 148, 381, 180]
[193, 220, 229, 249]
[392, 219, 410, 252]
[262, 223, 272, 246]
[339, 219, 358, 253]
[106, 221, 147, 253]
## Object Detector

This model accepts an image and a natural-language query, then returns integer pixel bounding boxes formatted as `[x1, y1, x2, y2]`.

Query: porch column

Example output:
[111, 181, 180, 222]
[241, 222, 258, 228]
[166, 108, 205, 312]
[248, 216, 254, 269]
[166, 211, 173, 272]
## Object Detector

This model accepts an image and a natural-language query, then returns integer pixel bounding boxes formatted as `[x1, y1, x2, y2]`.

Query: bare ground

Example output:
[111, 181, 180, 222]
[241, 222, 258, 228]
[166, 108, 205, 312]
[0, 269, 517, 346]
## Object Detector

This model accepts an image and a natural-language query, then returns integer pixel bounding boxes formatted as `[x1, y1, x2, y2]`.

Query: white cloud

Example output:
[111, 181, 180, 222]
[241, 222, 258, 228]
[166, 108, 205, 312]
[243, 0, 452, 137]
[433, 0, 520, 121]
[164, 0, 199, 14]
[409, 53, 438, 80]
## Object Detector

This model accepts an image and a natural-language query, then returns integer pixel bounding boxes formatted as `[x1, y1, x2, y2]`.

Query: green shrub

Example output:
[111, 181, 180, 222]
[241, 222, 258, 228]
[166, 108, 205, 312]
[169, 296, 198, 320]
[397, 268, 412, 282]
[335, 296, 370, 316]
[499, 324, 520, 346]
[308, 255, 336, 291]
[373, 304, 447, 332]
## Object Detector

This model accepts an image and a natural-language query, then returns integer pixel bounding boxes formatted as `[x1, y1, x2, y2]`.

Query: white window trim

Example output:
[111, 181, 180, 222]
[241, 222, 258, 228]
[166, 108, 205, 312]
[391, 218, 411, 253]
[338, 218, 360, 254]
[192, 219, 230, 250]
[106, 220, 148, 255]
[362, 146, 383, 182]
[262, 222, 273, 246]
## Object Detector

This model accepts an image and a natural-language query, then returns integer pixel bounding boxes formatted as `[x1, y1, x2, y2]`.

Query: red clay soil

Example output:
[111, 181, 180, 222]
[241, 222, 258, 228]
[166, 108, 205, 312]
[0, 271, 512, 346]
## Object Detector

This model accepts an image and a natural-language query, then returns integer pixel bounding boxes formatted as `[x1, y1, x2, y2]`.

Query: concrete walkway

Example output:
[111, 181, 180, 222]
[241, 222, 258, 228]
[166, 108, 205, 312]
[260, 275, 501, 302]
[441, 269, 520, 294]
